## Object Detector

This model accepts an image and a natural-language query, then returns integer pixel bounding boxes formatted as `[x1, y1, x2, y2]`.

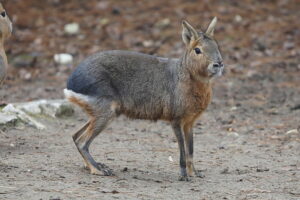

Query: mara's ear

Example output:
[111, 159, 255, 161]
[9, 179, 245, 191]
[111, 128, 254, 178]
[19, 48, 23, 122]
[182, 20, 199, 45]
[206, 17, 217, 37]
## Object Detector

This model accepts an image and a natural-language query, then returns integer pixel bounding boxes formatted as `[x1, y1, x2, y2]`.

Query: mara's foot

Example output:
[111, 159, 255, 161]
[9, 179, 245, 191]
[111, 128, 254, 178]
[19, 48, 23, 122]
[178, 175, 190, 181]
[194, 170, 205, 178]
[88, 163, 113, 176]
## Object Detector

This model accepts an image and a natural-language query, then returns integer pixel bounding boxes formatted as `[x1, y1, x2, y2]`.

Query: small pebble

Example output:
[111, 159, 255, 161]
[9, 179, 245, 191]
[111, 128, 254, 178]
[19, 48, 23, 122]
[64, 23, 80, 35]
[54, 53, 73, 65]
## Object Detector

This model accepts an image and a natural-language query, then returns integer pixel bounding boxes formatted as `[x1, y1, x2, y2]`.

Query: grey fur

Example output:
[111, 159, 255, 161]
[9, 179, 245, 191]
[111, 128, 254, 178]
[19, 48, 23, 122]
[68, 50, 183, 120]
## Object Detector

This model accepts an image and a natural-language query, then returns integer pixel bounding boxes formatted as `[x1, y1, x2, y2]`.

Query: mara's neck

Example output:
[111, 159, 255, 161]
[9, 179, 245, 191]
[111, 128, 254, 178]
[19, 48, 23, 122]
[0, 41, 8, 64]
[0, 40, 8, 84]
[177, 51, 211, 85]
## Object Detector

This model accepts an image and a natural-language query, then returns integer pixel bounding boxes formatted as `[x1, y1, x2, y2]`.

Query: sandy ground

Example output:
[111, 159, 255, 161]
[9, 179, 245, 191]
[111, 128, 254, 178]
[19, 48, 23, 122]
[1, 70, 299, 199]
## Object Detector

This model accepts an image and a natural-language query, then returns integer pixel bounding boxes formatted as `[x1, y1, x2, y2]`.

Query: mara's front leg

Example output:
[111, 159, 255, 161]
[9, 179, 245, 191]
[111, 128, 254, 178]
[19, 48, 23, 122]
[183, 122, 205, 178]
[171, 122, 189, 181]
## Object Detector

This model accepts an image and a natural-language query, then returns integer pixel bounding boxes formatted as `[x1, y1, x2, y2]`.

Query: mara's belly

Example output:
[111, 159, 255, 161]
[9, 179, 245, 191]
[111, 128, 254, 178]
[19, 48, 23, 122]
[119, 102, 173, 121]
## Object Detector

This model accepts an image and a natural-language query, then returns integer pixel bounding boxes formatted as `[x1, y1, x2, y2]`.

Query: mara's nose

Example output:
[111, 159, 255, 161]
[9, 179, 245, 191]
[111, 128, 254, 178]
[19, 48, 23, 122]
[213, 62, 224, 68]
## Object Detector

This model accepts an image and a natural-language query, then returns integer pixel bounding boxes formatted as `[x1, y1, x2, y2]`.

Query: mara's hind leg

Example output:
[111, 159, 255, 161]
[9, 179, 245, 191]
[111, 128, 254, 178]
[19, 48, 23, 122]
[72, 121, 90, 142]
[72, 120, 90, 169]
[183, 122, 205, 178]
[74, 102, 117, 176]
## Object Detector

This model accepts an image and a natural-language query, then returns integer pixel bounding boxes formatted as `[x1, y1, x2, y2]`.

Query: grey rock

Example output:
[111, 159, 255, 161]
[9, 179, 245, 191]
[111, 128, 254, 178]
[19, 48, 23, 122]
[10, 99, 74, 117]
[0, 113, 18, 126]
[12, 53, 38, 68]
[40, 100, 74, 117]
[3, 104, 46, 129]
[0, 99, 74, 129]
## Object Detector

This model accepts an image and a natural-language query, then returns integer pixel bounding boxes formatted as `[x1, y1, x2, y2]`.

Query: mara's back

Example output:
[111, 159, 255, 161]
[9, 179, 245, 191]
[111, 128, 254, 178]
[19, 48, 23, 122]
[67, 50, 179, 120]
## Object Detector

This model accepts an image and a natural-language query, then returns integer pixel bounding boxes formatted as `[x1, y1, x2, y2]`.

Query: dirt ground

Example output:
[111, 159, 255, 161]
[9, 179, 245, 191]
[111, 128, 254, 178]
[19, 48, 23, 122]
[0, 0, 300, 199]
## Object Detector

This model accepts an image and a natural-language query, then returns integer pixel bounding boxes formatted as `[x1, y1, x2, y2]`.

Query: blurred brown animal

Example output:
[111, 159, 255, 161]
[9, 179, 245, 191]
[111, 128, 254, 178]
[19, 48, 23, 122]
[0, 3, 12, 85]
[65, 17, 224, 181]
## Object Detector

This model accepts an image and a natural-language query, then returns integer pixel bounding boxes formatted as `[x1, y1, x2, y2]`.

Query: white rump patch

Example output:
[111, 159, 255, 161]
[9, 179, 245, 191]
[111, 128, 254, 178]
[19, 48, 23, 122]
[63, 89, 91, 103]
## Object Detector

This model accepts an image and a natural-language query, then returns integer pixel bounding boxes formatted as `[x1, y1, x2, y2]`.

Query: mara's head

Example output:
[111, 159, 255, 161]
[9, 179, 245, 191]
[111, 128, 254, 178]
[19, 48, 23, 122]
[0, 3, 12, 41]
[182, 17, 223, 79]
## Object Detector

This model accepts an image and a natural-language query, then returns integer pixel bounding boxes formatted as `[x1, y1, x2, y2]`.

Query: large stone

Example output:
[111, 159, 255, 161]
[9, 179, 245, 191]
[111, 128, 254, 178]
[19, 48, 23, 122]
[0, 113, 18, 126]
[3, 104, 46, 130]
[39, 100, 74, 117]
[7, 99, 74, 117]
[1, 99, 74, 129]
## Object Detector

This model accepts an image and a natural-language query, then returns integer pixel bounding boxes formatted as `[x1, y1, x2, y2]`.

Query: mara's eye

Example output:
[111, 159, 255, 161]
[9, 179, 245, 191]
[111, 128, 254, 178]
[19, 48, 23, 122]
[1, 11, 6, 17]
[194, 48, 201, 54]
